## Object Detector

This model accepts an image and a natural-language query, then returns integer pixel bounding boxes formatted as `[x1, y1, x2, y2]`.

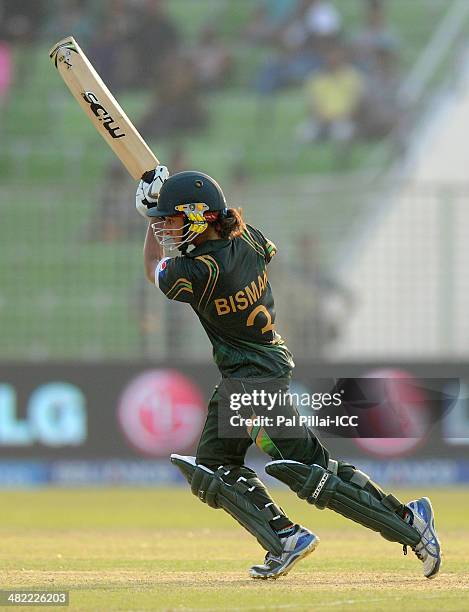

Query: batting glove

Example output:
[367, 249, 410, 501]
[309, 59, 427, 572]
[136, 164, 169, 218]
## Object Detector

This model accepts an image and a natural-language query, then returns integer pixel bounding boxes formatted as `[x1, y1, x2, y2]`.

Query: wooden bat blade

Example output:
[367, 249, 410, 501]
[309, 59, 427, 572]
[49, 36, 158, 179]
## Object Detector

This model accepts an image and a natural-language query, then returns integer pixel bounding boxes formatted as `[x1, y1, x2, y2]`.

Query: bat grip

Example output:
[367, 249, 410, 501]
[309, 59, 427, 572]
[141, 169, 156, 184]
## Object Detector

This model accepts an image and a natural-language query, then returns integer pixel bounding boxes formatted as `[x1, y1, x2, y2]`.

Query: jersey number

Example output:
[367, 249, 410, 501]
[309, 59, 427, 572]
[246, 305, 275, 334]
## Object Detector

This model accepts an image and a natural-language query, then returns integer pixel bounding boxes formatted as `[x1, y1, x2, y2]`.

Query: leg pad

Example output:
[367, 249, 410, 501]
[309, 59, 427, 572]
[171, 454, 284, 555]
[266, 459, 419, 547]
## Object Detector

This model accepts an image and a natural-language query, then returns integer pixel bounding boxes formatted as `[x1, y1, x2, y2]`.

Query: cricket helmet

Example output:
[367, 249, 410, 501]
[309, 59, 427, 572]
[149, 170, 228, 251]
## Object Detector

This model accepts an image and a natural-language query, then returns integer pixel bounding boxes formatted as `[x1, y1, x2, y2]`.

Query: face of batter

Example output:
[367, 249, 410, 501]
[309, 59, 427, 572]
[152, 214, 185, 248]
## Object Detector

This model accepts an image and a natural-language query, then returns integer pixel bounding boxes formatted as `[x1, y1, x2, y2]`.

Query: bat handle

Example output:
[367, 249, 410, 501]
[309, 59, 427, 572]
[141, 169, 156, 183]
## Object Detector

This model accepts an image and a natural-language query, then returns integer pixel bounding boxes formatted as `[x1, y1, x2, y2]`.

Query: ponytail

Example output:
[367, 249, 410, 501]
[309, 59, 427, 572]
[217, 207, 246, 240]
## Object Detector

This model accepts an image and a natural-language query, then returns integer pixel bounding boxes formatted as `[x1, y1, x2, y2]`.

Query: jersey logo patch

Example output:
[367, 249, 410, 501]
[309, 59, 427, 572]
[155, 257, 171, 288]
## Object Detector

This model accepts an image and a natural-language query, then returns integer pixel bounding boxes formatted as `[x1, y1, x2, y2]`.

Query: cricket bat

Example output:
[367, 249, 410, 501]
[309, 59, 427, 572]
[49, 36, 158, 180]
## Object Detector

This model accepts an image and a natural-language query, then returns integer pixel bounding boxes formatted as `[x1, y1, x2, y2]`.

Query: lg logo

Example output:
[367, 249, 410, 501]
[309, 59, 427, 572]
[0, 383, 87, 446]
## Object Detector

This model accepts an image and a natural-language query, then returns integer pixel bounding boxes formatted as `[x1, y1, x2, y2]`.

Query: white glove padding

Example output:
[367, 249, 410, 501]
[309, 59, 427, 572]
[136, 165, 170, 218]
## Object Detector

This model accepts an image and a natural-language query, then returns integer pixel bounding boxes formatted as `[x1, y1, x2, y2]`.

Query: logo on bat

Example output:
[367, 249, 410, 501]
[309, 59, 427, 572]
[82, 91, 126, 139]
[50, 40, 78, 69]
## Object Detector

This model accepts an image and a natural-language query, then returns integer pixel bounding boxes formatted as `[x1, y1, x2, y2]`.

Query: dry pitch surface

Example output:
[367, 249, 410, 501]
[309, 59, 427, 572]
[0, 487, 467, 611]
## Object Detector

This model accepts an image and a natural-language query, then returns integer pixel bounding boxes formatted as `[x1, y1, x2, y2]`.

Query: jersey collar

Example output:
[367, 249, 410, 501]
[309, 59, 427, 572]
[186, 239, 231, 258]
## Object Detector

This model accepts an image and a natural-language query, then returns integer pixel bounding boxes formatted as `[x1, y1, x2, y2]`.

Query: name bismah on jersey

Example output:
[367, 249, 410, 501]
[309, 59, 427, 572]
[214, 270, 268, 315]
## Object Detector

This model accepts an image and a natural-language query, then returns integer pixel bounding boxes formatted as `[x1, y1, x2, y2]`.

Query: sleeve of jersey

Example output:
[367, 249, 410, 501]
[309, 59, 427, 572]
[155, 256, 198, 303]
[246, 225, 278, 264]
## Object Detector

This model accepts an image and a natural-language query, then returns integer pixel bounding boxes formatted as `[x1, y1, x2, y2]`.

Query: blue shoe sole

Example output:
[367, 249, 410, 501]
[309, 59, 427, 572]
[250, 535, 320, 580]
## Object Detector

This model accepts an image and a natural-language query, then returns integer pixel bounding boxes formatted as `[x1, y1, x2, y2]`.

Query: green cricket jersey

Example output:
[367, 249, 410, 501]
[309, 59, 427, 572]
[155, 225, 294, 378]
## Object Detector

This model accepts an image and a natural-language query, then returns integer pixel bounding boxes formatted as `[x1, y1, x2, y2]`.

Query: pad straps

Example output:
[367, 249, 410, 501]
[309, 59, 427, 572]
[171, 454, 285, 555]
[232, 475, 284, 522]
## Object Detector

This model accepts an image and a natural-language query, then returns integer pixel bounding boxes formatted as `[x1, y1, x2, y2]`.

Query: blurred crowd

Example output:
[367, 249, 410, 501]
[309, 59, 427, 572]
[0, 0, 408, 359]
[250, 0, 402, 143]
[0, 0, 404, 145]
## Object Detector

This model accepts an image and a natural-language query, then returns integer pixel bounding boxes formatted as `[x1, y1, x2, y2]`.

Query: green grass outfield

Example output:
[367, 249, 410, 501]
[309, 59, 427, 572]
[0, 487, 467, 611]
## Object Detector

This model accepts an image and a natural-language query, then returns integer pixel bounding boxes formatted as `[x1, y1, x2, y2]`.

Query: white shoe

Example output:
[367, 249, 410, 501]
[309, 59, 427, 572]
[249, 525, 319, 579]
[406, 497, 442, 578]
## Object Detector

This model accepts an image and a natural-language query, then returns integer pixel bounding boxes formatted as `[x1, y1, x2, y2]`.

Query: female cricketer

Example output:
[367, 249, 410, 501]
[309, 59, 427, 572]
[135, 166, 441, 580]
